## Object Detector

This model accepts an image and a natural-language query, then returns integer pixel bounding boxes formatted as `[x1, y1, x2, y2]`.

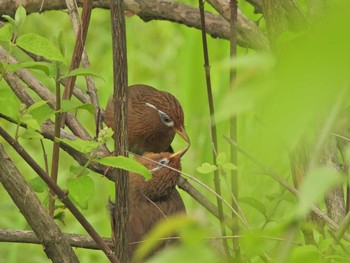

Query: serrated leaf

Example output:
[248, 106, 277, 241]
[67, 175, 94, 210]
[60, 68, 103, 80]
[29, 103, 54, 124]
[28, 177, 46, 193]
[16, 33, 64, 62]
[0, 24, 13, 42]
[97, 156, 152, 179]
[240, 197, 267, 218]
[15, 5, 26, 28]
[61, 100, 93, 114]
[222, 162, 237, 170]
[57, 138, 101, 154]
[296, 167, 344, 219]
[7, 62, 53, 76]
[196, 162, 217, 174]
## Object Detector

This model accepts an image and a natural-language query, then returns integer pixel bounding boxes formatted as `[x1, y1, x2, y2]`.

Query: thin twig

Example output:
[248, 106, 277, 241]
[229, 0, 240, 260]
[198, 0, 230, 258]
[61, 0, 94, 127]
[64, 0, 101, 131]
[49, 64, 62, 218]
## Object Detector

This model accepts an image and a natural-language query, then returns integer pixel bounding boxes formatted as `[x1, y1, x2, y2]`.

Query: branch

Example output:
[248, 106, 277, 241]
[0, 229, 112, 250]
[0, 144, 79, 263]
[0, 0, 269, 50]
[110, 0, 129, 261]
[0, 127, 119, 263]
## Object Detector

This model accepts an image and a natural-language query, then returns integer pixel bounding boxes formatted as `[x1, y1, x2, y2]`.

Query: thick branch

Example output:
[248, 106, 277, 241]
[0, 144, 79, 263]
[0, 0, 268, 50]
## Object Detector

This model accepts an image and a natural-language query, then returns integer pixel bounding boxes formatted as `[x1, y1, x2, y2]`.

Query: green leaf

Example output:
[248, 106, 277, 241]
[28, 177, 46, 193]
[14, 5, 26, 28]
[0, 24, 13, 42]
[0, 91, 20, 120]
[57, 138, 101, 154]
[296, 167, 344, 219]
[7, 62, 53, 76]
[216, 152, 226, 165]
[16, 33, 64, 62]
[67, 175, 94, 210]
[240, 197, 267, 218]
[28, 102, 54, 124]
[20, 129, 44, 140]
[134, 215, 196, 262]
[70, 165, 90, 177]
[196, 162, 217, 174]
[59, 68, 103, 80]
[97, 156, 152, 180]
[20, 114, 41, 130]
[222, 162, 237, 170]
[2, 15, 16, 26]
[27, 101, 49, 112]
[54, 211, 65, 225]
[60, 100, 94, 114]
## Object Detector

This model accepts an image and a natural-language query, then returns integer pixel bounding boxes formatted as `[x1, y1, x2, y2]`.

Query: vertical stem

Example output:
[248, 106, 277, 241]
[110, 0, 129, 262]
[198, 0, 230, 257]
[229, 0, 240, 260]
[49, 65, 61, 217]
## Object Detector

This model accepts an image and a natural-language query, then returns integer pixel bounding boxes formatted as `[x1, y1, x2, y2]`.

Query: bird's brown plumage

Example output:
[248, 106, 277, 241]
[105, 84, 189, 155]
[110, 148, 187, 260]
[128, 149, 187, 259]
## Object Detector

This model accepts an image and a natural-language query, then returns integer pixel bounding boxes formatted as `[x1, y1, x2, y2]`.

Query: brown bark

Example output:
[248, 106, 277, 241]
[0, 144, 80, 263]
[0, 0, 269, 50]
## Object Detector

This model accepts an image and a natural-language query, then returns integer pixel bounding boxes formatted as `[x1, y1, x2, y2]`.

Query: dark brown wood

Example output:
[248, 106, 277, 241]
[0, 144, 79, 263]
[109, 0, 129, 261]
[0, 0, 269, 50]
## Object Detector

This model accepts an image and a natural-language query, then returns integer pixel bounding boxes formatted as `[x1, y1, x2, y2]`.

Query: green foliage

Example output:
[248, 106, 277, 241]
[60, 100, 94, 114]
[97, 156, 152, 180]
[28, 176, 46, 193]
[2, 2, 350, 263]
[16, 33, 64, 62]
[59, 68, 104, 81]
[67, 175, 95, 210]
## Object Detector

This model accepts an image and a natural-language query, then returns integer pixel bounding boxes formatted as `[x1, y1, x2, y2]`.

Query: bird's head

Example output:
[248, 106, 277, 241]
[133, 146, 188, 200]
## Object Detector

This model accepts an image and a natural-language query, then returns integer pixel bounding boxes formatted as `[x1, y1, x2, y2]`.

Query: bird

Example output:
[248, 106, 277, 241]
[109, 146, 188, 260]
[105, 84, 190, 155]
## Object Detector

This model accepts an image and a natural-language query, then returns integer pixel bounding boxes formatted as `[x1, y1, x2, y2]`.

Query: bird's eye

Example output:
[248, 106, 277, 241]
[159, 111, 174, 127]
[150, 158, 169, 172]
[158, 158, 169, 166]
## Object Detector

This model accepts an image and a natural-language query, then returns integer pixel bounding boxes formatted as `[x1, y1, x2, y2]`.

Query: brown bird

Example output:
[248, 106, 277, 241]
[105, 84, 190, 154]
[110, 147, 188, 260]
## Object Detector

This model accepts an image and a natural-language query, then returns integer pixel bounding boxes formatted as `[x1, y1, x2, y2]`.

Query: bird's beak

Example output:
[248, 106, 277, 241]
[175, 126, 190, 146]
[170, 145, 189, 159]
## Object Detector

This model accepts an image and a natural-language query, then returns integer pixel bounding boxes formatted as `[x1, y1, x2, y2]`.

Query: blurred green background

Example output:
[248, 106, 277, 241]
[1, 0, 350, 262]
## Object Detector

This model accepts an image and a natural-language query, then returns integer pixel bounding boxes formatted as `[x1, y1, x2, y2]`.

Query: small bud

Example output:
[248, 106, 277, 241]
[19, 103, 27, 115]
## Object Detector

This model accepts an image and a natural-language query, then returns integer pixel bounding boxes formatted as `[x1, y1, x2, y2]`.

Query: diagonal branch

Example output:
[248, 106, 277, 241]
[0, 144, 80, 263]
